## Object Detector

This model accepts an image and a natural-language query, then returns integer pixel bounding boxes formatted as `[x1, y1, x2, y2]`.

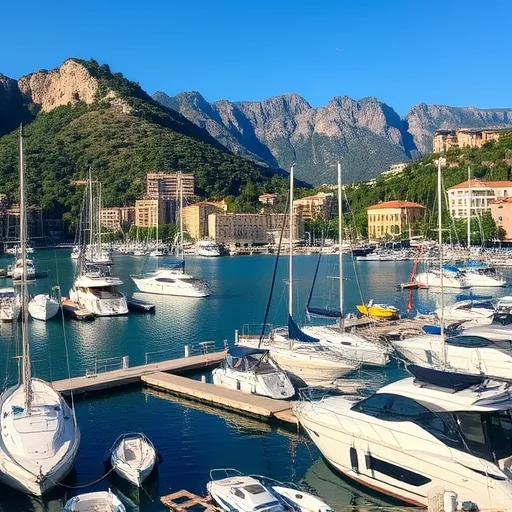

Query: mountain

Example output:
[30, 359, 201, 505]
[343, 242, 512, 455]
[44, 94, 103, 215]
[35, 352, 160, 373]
[0, 59, 289, 218]
[154, 91, 512, 185]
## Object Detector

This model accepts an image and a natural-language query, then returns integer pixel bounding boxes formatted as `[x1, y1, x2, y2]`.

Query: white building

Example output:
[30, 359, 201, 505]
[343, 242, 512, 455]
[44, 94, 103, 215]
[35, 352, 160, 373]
[447, 179, 512, 219]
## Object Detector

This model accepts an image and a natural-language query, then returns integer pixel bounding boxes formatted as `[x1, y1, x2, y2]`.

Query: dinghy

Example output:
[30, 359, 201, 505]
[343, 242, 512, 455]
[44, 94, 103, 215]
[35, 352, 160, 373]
[110, 433, 157, 487]
[212, 346, 295, 399]
[356, 300, 399, 319]
[208, 469, 333, 512]
[64, 489, 126, 511]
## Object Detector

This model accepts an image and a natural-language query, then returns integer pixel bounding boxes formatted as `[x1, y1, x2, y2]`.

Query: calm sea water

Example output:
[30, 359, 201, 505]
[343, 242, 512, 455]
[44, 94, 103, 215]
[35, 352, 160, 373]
[1, 251, 511, 511]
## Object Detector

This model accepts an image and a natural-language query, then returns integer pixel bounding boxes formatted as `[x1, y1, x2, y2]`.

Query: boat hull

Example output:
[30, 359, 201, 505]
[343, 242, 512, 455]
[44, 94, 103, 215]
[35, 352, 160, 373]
[28, 295, 60, 321]
[69, 288, 128, 316]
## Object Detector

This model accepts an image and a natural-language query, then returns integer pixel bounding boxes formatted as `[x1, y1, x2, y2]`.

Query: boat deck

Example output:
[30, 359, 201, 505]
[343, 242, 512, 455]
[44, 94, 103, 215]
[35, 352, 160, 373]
[161, 490, 220, 511]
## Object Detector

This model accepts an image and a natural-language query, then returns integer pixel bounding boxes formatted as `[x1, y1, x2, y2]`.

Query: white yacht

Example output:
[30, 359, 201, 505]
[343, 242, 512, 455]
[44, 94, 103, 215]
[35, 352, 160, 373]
[0, 287, 20, 321]
[212, 346, 295, 399]
[70, 262, 128, 316]
[197, 240, 221, 257]
[295, 369, 512, 509]
[11, 258, 35, 281]
[0, 128, 80, 496]
[460, 266, 506, 287]
[435, 299, 495, 325]
[64, 490, 125, 511]
[28, 292, 60, 321]
[415, 269, 469, 289]
[109, 433, 157, 487]
[132, 264, 210, 297]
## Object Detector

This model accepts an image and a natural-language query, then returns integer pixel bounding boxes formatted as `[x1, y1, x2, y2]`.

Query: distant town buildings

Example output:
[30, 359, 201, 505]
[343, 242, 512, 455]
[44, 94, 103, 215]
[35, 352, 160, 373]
[447, 179, 512, 219]
[490, 198, 512, 239]
[208, 213, 304, 246]
[381, 162, 409, 178]
[367, 200, 425, 239]
[433, 129, 504, 153]
[146, 172, 195, 200]
[182, 201, 227, 240]
[135, 199, 166, 228]
[99, 207, 136, 232]
[258, 193, 278, 205]
[293, 192, 336, 220]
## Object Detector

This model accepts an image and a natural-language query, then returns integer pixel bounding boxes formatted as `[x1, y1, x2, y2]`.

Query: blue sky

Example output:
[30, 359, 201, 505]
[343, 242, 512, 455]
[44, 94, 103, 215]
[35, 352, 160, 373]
[2, 0, 510, 114]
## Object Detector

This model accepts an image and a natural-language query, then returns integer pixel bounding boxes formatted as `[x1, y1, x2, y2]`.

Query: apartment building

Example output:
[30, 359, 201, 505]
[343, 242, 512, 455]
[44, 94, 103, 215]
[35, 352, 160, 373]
[135, 199, 167, 228]
[145, 172, 195, 200]
[182, 201, 226, 240]
[447, 179, 512, 219]
[433, 129, 504, 153]
[293, 192, 336, 220]
[367, 200, 425, 239]
[258, 193, 278, 205]
[99, 207, 136, 231]
[490, 198, 512, 239]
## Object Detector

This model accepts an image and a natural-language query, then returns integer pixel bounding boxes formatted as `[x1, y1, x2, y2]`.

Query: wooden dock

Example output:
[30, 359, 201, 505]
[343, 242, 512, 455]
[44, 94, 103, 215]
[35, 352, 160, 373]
[52, 351, 226, 396]
[142, 372, 297, 425]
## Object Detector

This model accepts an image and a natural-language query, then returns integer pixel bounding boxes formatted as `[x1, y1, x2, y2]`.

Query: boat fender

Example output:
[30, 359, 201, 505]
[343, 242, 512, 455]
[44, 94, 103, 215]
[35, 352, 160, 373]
[349, 447, 359, 474]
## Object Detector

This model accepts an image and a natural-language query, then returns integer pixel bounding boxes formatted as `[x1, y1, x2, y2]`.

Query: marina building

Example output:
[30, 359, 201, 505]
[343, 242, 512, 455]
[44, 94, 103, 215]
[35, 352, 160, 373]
[182, 201, 226, 240]
[447, 179, 512, 219]
[208, 213, 304, 245]
[490, 197, 512, 239]
[99, 207, 136, 232]
[293, 192, 336, 220]
[367, 200, 425, 239]
[135, 199, 166, 228]
[433, 128, 504, 153]
[145, 172, 195, 200]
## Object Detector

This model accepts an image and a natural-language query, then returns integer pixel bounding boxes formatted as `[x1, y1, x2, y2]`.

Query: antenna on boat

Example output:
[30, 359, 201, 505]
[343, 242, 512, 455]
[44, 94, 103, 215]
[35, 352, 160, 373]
[19, 124, 32, 414]
[437, 158, 446, 364]
[338, 161, 344, 332]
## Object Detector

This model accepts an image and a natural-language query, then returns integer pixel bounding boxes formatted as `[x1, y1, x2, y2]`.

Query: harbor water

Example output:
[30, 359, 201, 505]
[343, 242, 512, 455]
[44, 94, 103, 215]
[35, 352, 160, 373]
[1, 250, 511, 511]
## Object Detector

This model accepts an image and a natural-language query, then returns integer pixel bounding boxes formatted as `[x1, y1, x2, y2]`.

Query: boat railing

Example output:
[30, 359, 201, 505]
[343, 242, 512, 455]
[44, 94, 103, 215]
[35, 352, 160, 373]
[144, 339, 228, 365]
[240, 323, 274, 338]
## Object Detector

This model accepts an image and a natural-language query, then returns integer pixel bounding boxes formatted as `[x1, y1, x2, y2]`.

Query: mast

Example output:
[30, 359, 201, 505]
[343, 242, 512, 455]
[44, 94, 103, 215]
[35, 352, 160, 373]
[179, 171, 184, 260]
[98, 181, 102, 257]
[467, 166, 471, 250]
[288, 165, 294, 317]
[437, 159, 446, 363]
[19, 126, 32, 413]
[88, 167, 93, 254]
[337, 161, 344, 331]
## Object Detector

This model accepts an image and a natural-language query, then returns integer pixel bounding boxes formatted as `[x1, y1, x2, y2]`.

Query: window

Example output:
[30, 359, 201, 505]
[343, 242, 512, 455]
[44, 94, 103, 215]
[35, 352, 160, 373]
[351, 393, 394, 419]
[366, 455, 431, 487]
[446, 336, 492, 347]
[456, 412, 491, 460]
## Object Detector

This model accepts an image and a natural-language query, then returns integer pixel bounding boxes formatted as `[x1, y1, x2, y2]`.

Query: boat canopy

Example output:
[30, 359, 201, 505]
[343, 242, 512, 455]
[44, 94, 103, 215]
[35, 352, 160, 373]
[225, 346, 268, 370]
[306, 305, 342, 318]
[456, 293, 493, 301]
[408, 364, 485, 391]
[227, 346, 267, 359]
[443, 264, 461, 274]
[161, 261, 185, 270]
[288, 315, 319, 343]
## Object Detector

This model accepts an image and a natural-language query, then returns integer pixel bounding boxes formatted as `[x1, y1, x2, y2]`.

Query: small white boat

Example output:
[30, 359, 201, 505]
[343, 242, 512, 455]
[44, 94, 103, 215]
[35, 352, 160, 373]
[149, 249, 165, 257]
[212, 347, 295, 399]
[435, 299, 495, 324]
[11, 258, 36, 281]
[197, 240, 221, 257]
[208, 469, 333, 512]
[0, 287, 20, 321]
[28, 288, 60, 321]
[64, 490, 126, 511]
[110, 433, 157, 487]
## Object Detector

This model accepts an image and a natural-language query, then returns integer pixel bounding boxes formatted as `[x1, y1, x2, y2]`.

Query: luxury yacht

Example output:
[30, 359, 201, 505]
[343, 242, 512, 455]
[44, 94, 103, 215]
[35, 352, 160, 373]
[70, 262, 128, 316]
[131, 263, 209, 297]
[414, 269, 469, 289]
[197, 240, 221, 257]
[459, 264, 506, 287]
[295, 367, 512, 509]
[435, 299, 495, 325]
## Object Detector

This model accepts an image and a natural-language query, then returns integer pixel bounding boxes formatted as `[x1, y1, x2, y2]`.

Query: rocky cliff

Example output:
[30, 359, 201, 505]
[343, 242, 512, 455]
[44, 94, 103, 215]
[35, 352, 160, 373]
[155, 91, 512, 185]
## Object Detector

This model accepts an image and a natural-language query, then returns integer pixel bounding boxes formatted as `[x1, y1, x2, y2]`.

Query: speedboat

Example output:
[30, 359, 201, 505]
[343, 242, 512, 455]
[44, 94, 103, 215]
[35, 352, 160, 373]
[415, 270, 469, 289]
[356, 301, 399, 320]
[70, 262, 128, 316]
[131, 263, 209, 298]
[300, 325, 390, 367]
[11, 258, 35, 281]
[28, 292, 60, 321]
[64, 490, 125, 511]
[392, 332, 512, 379]
[207, 469, 333, 512]
[435, 299, 495, 325]
[294, 367, 512, 509]
[197, 240, 221, 257]
[458, 262, 506, 287]
[109, 433, 157, 487]
[0, 287, 20, 321]
[212, 347, 295, 399]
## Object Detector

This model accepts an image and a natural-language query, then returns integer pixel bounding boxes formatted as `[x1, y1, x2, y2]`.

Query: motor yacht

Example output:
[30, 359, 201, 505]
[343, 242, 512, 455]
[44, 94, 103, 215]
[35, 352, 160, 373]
[197, 240, 221, 257]
[435, 299, 495, 325]
[212, 346, 295, 399]
[11, 258, 35, 281]
[70, 262, 128, 316]
[415, 269, 469, 289]
[460, 265, 506, 287]
[294, 367, 512, 509]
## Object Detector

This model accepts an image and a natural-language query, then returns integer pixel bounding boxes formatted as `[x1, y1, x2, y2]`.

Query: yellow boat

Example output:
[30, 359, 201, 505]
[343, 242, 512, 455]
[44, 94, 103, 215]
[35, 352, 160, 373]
[356, 301, 399, 320]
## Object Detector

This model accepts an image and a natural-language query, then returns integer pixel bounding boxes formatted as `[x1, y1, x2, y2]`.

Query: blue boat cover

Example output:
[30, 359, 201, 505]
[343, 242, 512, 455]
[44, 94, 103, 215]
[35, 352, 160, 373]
[455, 292, 493, 302]
[227, 346, 267, 358]
[408, 364, 484, 391]
[306, 306, 342, 318]
[460, 259, 488, 269]
[422, 325, 441, 335]
[288, 315, 319, 342]
[161, 261, 185, 270]
[443, 264, 460, 274]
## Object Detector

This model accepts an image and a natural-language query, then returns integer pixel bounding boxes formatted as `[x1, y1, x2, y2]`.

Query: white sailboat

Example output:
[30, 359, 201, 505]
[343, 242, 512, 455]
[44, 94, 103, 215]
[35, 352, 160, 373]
[131, 171, 210, 297]
[302, 162, 390, 367]
[70, 170, 128, 316]
[238, 165, 360, 387]
[28, 287, 60, 321]
[0, 127, 80, 496]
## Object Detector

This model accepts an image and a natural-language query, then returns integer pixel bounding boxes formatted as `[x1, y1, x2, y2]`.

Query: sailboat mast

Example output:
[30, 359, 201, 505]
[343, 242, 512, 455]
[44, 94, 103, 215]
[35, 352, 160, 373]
[19, 126, 32, 414]
[467, 166, 471, 250]
[337, 162, 344, 331]
[98, 181, 102, 257]
[437, 159, 446, 362]
[179, 171, 184, 260]
[88, 167, 93, 252]
[288, 165, 294, 317]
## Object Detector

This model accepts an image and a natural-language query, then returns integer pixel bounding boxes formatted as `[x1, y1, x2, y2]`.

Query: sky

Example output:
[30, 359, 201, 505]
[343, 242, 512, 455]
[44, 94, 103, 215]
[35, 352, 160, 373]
[2, 0, 511, 115]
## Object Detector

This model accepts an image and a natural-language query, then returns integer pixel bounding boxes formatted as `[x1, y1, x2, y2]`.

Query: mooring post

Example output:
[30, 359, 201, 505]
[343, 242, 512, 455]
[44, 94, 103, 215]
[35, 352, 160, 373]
[184, 345, 190, 358]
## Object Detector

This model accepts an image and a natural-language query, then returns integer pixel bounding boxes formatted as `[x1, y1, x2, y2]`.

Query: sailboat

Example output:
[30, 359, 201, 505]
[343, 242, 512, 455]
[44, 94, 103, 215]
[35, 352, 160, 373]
[301, 163, 390, 367]
[238, 165, 360, 387]
[70, 169, 128, 316]
[0, 127, 80, 496]
[131, 171, 210, 297]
